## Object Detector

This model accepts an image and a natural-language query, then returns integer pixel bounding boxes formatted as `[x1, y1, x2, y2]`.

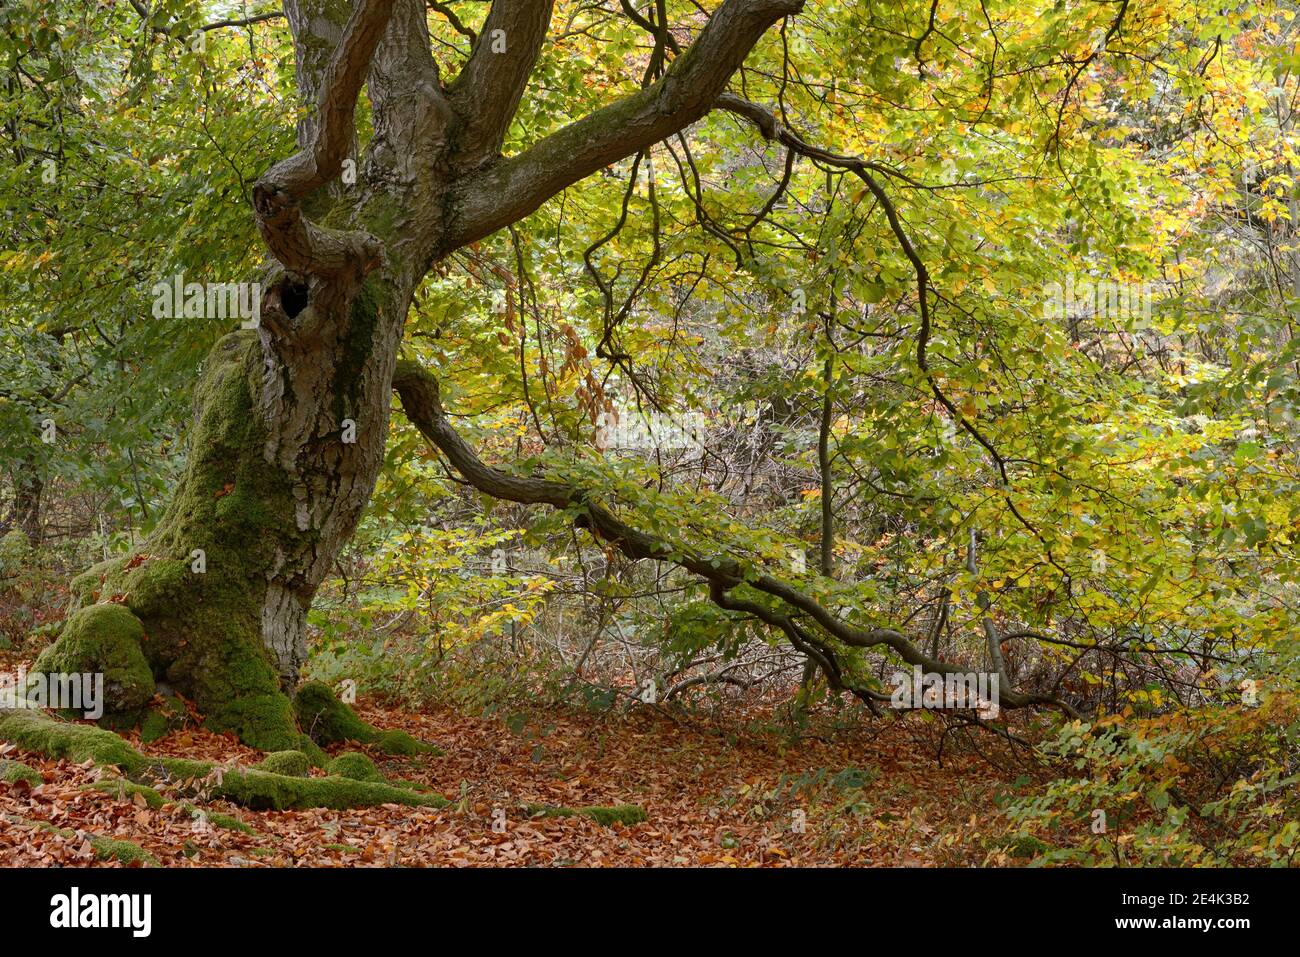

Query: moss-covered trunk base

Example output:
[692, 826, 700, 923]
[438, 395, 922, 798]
[34, 271, 394, 747]
[33, 332, 307, 747]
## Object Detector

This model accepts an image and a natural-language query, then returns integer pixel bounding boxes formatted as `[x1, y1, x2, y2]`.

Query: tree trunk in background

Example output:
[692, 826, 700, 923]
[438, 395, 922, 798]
[13, 470, 41, 546]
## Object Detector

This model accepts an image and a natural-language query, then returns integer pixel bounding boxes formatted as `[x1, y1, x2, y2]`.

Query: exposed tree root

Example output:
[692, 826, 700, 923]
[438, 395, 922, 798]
[0, 707, 448, 812]
[294, 680, 443, 755]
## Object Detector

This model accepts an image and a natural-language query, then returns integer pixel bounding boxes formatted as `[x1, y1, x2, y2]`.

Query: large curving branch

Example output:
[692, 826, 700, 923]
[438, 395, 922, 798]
[447, 0, 556, 172]
[252, 0, 398, 277]
[442, 0, 805, 253]
[392, 358, 1080, 717]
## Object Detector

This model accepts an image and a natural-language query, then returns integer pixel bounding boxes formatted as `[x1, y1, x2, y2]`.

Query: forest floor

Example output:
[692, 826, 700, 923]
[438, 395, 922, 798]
[0, 648, 1038, 867]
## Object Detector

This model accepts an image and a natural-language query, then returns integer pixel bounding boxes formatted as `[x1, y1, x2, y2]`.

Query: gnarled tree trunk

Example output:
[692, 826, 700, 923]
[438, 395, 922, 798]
[35, 0, 802, 747]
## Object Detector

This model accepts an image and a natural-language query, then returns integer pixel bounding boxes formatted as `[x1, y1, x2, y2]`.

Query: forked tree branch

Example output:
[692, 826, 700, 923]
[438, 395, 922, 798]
[447, 0, 556, 172]
[443, 0, 805, 252]
[253, 0, 398, 276]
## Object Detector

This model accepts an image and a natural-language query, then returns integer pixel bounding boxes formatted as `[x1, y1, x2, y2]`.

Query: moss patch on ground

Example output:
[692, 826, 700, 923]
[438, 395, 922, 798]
[6, 815, 158, 866]
[87, 777, 166, 810]
[526, 803, 648, 827]
[0, 758, 42, 786]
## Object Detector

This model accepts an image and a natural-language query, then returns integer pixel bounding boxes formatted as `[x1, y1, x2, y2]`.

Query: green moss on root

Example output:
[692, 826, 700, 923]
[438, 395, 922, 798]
[31, 604, 155, 712]
[0, 709, 446, 811]
[0, 758, 42, 786]
[60, 332, 304, 751]
[294, 682, 438, 754]
[255, 750, 311, 777]
[375, 728, 442, 756]
[204, 692, 298, 752]
[88, 834, 157, 866]
[295, 735, 329, 767]
[210, 768, 447, 811]
[294, 681, 374, 745]
[527, 803, 648, 827]
[87, 777, 166, 810]
[139, 708, 170, 744]
[326, 751, 383, 782]
[0, 709, 146, 773]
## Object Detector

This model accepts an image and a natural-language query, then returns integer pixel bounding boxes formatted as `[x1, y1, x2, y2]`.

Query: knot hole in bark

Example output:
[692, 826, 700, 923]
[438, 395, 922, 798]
[268, 275, 311, 319]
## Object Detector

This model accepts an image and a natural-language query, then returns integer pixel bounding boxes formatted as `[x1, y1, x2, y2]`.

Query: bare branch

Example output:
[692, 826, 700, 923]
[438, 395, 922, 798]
[427, 1, 479, 45]
[392, 357, 1080, 718]
[126, 2, 285, 36]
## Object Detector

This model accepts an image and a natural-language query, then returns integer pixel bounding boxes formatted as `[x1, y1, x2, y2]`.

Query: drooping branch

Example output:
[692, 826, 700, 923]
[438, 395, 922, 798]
[252, 0, 398, 277]
[447, 0, 556, 172]
[443, 0, 805, 252]
[392, 358, 1080, 717]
